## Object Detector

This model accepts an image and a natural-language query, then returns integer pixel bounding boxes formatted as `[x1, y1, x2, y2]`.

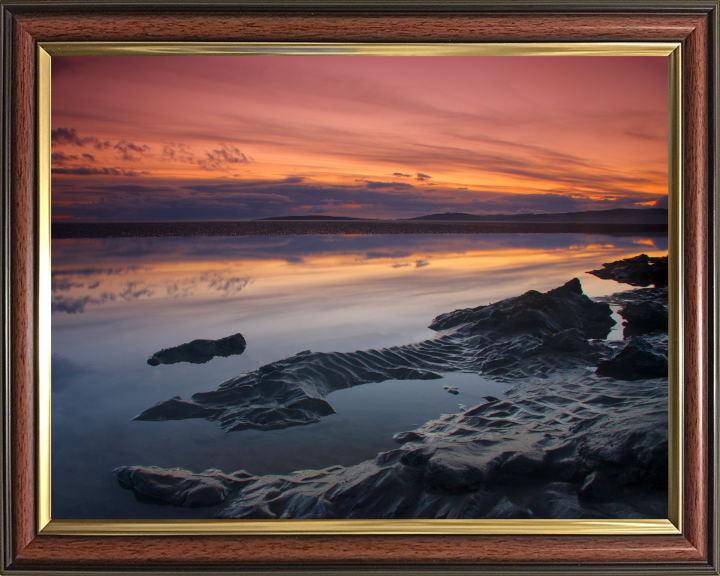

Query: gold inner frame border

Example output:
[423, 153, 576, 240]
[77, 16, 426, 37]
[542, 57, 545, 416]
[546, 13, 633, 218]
[37, 42, 682, 536]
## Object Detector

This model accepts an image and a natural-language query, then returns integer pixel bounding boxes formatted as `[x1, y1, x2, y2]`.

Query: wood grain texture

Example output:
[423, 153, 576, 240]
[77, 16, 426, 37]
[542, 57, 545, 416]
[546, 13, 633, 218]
[681, 10, 710, 560]
[4, 5, 716, 572]
[12, 535, 706, 567]
[14, 12, 704, 42]
[10, 17, 36, 562]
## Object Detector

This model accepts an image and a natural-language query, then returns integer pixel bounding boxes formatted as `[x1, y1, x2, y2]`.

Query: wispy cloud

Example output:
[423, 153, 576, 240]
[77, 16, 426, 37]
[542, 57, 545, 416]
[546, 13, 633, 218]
[198, 144, 250, 171]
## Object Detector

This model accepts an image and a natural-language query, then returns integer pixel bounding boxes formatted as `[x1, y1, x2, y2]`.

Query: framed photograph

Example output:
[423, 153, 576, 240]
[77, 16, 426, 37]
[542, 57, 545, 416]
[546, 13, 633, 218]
[1, 2, 717, 574]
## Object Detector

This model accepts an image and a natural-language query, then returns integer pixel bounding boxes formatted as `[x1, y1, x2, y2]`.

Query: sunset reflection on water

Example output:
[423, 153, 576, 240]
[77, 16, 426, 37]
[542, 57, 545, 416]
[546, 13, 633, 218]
[52, 233, 667, 330]
[51, 232, 667, 519]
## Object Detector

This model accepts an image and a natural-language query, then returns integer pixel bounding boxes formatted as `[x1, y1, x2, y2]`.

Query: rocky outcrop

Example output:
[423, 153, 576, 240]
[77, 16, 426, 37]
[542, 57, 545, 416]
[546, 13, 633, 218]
[147, 333, 246, 366]
[595, 336, 668, 381]
[114, 466, 256, 507]
[117, 354, 668, 519]
[596, 287, 668, 339]
[586, 254, 668, 287]
[429, 278, 614, 339]
[619, 301, 668, 337]
[134, 279, 614, 432]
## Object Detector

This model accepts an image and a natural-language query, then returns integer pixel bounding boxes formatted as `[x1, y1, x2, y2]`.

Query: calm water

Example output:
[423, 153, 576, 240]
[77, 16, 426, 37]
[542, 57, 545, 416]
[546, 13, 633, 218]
[51, 232, 667, 519]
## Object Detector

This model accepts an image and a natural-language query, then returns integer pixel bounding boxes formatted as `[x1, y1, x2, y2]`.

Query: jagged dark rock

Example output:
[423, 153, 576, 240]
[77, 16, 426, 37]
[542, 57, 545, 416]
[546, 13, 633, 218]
[586, 254, 668, 287]
[134, 279, 614, 432]
[595, 336, 668, 381]
[619, 301, 668, 337]
[429, 278, 614, 340]
[113, 465, 255, 507]
[147, 333, 246, 366]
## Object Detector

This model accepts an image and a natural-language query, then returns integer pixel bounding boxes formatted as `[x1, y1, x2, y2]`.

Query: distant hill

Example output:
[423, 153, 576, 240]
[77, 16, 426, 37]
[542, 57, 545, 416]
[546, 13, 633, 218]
[405, 208, 668, 224]
[257, 215, 376, 221]
[256, 208, 667, 224]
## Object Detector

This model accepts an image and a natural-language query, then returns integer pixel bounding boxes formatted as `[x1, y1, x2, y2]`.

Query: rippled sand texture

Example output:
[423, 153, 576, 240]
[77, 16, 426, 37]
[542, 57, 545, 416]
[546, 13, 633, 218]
[117, 271, 669, 519]
[133, 279, 614, 431]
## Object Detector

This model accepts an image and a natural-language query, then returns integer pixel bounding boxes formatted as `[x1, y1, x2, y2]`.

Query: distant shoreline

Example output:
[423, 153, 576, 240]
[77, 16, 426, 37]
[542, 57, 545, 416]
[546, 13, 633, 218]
[52, 220, 669, 240]
[257, 208, 668, 225]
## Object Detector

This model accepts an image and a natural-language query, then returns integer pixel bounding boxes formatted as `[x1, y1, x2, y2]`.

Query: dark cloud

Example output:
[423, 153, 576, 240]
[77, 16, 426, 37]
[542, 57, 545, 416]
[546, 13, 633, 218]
[162, 143, 195, 163]
[52, 176, 662, 222]
[116, 141, 150, 154]
[52, 167, 148, 177]
[82, 153, 96, 162]
[114, 140, 151, 162]
[652, 196, 669, 209]
[51, 277, 84, 293]
[198, 144, 249, 171]
[51, 127, 91, 146]
[181, 177, 303, 194]
[51, 266, 140, 278]
[416, 173, 433, 182]
[363, 180, 413, 190]
[87, 184, 176, 194]
[51, 152, 79, 165]
[51, 127, 111, 150]
[94, 140, 112, 150]
[185, 190, 289, 203]
[467, 192, 633, 215]
[415, 259, 430, 268]
[393, 173, 411, 177]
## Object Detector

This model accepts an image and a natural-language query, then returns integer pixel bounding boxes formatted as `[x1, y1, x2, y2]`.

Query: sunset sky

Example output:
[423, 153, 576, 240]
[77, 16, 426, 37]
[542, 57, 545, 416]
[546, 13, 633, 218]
[51, 55, 668, 221]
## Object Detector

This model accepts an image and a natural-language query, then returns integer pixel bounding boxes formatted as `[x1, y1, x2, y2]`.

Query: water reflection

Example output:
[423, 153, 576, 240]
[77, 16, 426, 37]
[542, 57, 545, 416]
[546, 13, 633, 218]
[52, 233, 668, 318]
[51, 233, 667, 519]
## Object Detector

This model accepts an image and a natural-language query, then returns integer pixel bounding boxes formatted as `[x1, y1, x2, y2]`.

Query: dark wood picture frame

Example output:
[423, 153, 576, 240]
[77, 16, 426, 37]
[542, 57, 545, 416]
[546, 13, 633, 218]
[1, 1, 718, 573]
